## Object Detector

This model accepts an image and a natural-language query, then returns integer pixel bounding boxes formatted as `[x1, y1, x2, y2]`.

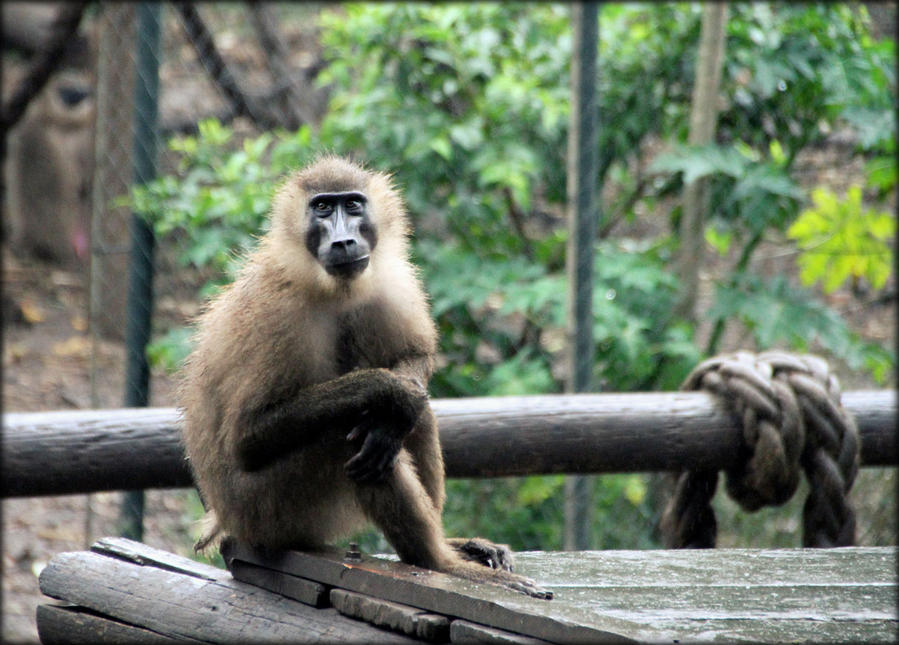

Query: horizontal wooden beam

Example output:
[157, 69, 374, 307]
[2, 390, 894, 497]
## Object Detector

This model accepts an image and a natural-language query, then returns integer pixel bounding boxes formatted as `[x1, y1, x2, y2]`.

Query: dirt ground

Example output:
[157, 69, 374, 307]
[2, 250, 200, 644]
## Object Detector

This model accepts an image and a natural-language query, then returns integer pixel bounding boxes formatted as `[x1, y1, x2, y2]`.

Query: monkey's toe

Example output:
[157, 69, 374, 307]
[451, 537, 515, 572]
[499, 572, 553, 600]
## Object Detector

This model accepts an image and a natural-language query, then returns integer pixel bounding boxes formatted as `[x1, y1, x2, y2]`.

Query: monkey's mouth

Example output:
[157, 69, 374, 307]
[326, 256, 370, 278]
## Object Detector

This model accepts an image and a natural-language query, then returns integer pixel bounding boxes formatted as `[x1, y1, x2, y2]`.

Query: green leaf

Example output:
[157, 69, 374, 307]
[147, 327, 194, 373]
[650, 144, 748, 184]
[787, 186, 895, 292]
[705, 225, 733, 256]
[429, 136, 452, 160]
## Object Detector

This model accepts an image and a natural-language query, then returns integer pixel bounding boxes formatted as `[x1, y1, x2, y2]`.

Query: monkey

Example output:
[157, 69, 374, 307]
[180, 156, 552, 599]
[4, 69, 95, 267]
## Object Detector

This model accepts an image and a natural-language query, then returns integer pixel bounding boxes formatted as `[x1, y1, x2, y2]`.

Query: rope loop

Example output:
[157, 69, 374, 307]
[661, 351, 860, 548]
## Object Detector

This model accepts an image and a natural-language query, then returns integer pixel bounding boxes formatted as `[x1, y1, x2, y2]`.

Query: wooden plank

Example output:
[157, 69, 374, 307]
[331, 589, 451, 642]
[224, 542, 896, 643]
[222, 541, 636, 644]
[37, 605, 183, 644]
[450, 620, 552, 645]
[4, 390, 893, 496]
[514, 548, 898, 643]
[39, 550, 419, 643]
[231, 558, 330, 608]
[90, 535, 226, 581]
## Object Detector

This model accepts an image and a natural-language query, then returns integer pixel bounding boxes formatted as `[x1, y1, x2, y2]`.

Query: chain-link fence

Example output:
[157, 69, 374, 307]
[3, 2, 895, 609]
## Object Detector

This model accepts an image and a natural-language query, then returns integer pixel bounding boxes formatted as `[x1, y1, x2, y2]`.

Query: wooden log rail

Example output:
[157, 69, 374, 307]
[2, 390, 894, 498]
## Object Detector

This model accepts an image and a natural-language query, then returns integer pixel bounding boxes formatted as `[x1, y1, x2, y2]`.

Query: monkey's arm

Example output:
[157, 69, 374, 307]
[236, 368, 427, 473]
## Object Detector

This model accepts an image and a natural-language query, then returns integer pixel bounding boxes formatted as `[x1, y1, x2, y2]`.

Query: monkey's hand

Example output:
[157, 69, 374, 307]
[344, 371, 429, 483]
[344, 410, 404, 483]
[447, 537, 515, 572]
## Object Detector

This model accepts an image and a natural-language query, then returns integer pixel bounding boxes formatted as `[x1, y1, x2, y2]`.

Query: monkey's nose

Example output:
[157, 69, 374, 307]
[330, 238, 358, 253]
[325, 237, 369, 278]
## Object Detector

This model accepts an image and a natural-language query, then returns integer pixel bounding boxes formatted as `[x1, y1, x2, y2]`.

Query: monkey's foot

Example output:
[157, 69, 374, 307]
[194, 510, 225, 555]
[497, 571, 554, 600]
[447, 537, 514, 572]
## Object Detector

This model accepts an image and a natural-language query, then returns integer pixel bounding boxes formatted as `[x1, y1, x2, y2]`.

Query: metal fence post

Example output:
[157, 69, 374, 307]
[120, 1, 162, 542]
[563, 1, 600, 551]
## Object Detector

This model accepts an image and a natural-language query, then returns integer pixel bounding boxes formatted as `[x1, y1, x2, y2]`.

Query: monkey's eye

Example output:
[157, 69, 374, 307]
[313, 201, 332, 216]
[345, 199, 363, 214]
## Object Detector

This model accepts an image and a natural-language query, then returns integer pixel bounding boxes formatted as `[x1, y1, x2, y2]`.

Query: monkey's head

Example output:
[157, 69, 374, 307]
[268, 156, 410, 296]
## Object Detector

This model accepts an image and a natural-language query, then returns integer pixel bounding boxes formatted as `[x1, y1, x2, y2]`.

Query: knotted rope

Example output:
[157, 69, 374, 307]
[660, 350, 860, 548]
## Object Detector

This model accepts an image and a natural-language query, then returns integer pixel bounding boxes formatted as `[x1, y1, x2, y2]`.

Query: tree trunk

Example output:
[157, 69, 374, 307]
[675, 3, 729, 322]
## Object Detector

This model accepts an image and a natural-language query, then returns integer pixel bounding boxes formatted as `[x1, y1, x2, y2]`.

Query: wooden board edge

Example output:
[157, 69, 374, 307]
[90, 536, 225, 581]
[450, 619, 554, 645]
[230, 558, 330, 608]
[223, 541, 636, 644]
[331, 588, 451, 642]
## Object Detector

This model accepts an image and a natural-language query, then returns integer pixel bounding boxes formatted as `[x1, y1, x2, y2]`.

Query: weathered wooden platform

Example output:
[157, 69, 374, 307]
[37, 537, 896, 643]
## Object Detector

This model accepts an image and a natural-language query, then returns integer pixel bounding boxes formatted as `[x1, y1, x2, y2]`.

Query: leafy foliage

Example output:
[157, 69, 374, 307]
[133, 122, 269, 276]
[710, 271, 892, 383]
[788, 186, 895, 292]
[317, 3, 572, 256]
[129, 3, 894, 550]
[646, 3, 894, 371]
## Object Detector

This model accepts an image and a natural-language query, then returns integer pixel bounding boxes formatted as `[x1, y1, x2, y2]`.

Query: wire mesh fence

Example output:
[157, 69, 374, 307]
[3, 1, 895, 565]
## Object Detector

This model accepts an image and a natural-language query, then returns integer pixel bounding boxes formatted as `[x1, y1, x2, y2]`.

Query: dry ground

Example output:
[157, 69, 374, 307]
[2, 250, 200, 643]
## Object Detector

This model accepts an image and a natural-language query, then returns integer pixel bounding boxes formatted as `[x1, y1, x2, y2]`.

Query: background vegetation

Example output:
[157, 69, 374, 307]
[131, 3, 895, 552]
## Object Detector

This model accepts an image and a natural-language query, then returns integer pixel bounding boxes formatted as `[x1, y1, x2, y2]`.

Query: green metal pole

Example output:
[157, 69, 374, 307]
[120, 2, 161, 542]
[564, 1, 600, 551]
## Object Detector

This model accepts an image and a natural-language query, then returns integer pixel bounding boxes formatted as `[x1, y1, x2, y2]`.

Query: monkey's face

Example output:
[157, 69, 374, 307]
[305, 191, 378, 280]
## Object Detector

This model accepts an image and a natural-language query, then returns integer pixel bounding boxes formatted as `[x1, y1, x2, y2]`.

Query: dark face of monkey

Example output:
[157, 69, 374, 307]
[305, 191, 378, 279]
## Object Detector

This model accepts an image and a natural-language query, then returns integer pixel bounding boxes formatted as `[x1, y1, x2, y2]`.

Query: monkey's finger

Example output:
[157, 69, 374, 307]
[345, 435, 383, 481]
[346, 435, 400, 482]
[345, 432, 378, 466]
[370, 448, 399, 481]
[349, 445, 395, 483]
[347, 412, 375, 442]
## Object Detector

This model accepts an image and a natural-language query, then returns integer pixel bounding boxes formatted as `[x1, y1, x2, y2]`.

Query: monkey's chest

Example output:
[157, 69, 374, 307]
[333, 309, 396, 374]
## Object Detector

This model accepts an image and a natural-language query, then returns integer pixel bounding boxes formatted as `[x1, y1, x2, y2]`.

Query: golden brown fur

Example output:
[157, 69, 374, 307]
[180, 156, 551, 598]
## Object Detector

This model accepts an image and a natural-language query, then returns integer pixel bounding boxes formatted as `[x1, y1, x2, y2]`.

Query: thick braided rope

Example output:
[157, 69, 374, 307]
[661, 351, 860, 548]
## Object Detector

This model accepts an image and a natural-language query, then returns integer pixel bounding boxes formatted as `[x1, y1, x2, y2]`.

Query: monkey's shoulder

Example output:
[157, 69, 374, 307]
[190, 272, 335, 370]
